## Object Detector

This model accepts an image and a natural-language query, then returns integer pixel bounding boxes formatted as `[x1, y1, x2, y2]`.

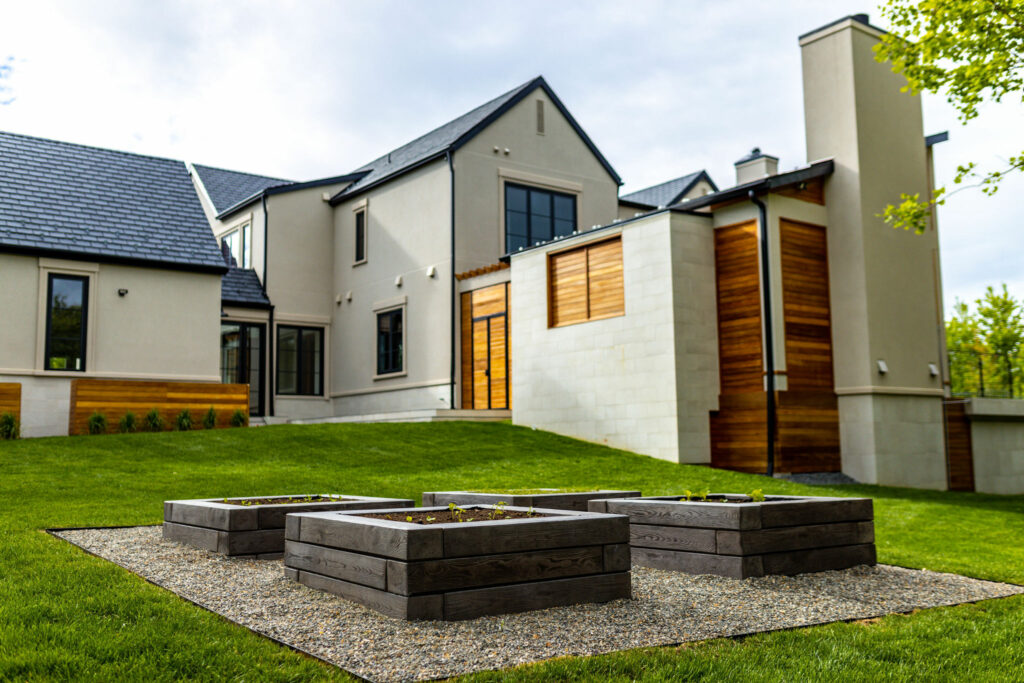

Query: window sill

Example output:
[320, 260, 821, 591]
[274, 394, 329, 401]
[353, 260, 367, 267]
[373, 371, 407, 381]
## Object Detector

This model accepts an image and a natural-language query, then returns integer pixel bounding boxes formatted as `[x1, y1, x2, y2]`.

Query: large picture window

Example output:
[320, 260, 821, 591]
[276, 325, 323, 395]
[376, 308, 403, 375]
[505, 183, 576, 254]
[45, 274, 88, 371]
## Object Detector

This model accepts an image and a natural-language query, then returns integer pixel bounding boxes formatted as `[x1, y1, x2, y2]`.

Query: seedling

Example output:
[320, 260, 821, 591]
[749, 488, 766, 502]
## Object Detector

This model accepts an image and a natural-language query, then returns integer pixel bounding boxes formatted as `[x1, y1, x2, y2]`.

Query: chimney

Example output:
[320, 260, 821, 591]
[734, 148, 778, 185]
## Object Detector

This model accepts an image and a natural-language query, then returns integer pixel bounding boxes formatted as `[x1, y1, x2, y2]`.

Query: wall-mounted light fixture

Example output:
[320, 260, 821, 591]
[395, 275, 403, 287]
[928, 362, 939, 377]
[117, 288, 129, 297]
[426, 265, 437, 278]
[877, 359, 889, 375]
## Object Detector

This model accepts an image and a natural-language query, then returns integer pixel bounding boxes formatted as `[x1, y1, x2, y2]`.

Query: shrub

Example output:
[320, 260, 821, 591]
[229, 409, 248, 428]
[144, 408, 164, 432]
[118, 411, 138, 434]
[0, 412, 19, 440]
[87, 412, 107, 435]
[202, 406, 217, 430]
[175, 409, 193, 432]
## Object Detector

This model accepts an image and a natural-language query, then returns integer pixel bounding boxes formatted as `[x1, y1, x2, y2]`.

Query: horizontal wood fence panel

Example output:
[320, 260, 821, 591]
[0, 383, 21, 420]
[69, 379, 248, 435]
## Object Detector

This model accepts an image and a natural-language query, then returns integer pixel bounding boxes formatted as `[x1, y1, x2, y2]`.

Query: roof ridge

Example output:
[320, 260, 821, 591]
[0, 128, 187, 166]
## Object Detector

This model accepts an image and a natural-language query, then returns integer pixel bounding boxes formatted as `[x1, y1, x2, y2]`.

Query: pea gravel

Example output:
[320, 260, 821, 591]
[54, 525, 1022, 683]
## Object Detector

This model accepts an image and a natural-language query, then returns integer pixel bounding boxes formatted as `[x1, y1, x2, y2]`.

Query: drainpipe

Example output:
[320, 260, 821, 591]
[749, 190, 776, 476]
[263, 194, 275, 417]
[448, 151, 456, 410]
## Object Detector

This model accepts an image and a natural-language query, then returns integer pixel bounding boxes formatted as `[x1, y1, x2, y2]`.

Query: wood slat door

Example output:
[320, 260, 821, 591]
[461, 283, 510, 410]
[944, 400, 975, 491]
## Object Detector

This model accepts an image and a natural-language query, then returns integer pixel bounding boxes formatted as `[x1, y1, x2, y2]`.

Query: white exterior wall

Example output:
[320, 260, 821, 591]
[966, 399, 1024, 495]
[511, 214, 682, 462]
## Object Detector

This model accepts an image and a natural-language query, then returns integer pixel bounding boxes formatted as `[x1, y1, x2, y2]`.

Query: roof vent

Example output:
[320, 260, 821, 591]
[735, 147, 779, 185]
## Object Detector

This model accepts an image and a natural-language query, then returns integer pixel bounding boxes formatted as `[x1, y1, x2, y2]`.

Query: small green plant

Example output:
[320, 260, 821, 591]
[118, 411, 138, 434]
[448, 501, 467, 522]
[229, 409, 248, 428]
[0, 412, 20, 440]
[406, 515, 414, 522]
[202, 406, 217, 430]
[175, 410, 193, 431]
[682, 489, 710, 502]
[748, 488, 766, 502]
[144, 408, 164, 432]
[489, 501, 507, 520]
[87, 412, 107, 435]
[425, 516, 436, 522]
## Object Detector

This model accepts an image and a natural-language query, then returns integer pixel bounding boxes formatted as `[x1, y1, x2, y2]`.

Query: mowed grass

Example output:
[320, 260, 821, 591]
[0, 422, 1022, 681]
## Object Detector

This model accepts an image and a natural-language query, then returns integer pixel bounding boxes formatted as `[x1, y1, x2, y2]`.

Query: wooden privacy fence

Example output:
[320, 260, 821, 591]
[0, 383, 21, 420]
[69, 379, 249, 435]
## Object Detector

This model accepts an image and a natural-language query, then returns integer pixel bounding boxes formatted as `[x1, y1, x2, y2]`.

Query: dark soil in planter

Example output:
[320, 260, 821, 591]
[224, 495, 353, 506]
[668, 495, 802, 504]
[363, 507, 550, 525]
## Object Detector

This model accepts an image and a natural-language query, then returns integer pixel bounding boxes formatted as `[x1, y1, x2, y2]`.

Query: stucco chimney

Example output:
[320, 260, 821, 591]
[734, 148, 779, 185]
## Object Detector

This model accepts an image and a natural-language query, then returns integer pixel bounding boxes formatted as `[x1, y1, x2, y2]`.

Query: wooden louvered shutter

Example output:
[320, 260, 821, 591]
[586, 238, 624, 320]
[548, 237, 624, 327]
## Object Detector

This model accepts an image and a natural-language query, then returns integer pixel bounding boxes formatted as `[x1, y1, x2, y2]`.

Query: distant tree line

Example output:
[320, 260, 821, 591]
[947, 284, 1024, 398]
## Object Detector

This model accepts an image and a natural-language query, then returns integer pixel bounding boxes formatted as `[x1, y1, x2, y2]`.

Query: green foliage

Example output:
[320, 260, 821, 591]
[682, 489, 710, 502]
[0, 412, 19, 440]
[748, 488, 766, 502]
[875, 0, 1024, 231]
[86, 412, 107, 435]
[175, 410, 193, 432]
[202, 406, 217, 430]
[229, 409, 248, 428]
[118, 411, 138, 434]
[947, 285, 1024, 396]
[144, 408, 164, 432]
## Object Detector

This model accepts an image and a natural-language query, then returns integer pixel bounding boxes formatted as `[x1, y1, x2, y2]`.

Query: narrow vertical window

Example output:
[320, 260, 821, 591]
[241, 222, 252, 268]
[354, 209, 366, 264]
[536, 99, 545, 135]
[376, 308, 403, 375]
[221, 226, 251, 268]
[45, 274, 88, 371]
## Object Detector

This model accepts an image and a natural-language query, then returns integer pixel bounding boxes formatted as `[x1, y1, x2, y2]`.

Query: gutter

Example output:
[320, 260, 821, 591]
[263, 194, 275, 418]
[749, 190, 776, 477]
[448, 151, 456, 409]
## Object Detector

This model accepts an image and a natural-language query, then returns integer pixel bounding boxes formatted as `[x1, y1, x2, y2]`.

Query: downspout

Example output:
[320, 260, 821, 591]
[447, 151, 456, 410]
[263, 193, 274, 417]
[749, 190, 775, 476]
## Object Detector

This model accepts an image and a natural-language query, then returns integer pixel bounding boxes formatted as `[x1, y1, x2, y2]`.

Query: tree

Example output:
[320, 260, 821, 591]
[874, 0, 1024, 232]
[947, 284, 1024, 396]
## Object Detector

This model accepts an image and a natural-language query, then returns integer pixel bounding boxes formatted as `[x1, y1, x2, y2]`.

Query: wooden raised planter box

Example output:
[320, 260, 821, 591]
[163, 494, 414, 558]
[284, 505, 632, 620]
[422, 489, 641, 511]
[589, 494, 875, 579]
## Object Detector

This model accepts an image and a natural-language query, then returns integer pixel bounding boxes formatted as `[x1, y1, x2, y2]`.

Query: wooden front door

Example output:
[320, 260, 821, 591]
[461, 283, 510, 409]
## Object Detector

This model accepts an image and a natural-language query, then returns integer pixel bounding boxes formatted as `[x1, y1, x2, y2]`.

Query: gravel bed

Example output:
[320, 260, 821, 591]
[55, 525, 1022, 683]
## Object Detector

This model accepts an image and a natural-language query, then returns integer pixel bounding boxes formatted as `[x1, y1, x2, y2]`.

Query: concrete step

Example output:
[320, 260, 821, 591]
[290, 409, 510, 425]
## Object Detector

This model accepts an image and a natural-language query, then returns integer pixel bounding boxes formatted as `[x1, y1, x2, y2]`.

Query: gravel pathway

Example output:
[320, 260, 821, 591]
[55, 526, 1022, 683]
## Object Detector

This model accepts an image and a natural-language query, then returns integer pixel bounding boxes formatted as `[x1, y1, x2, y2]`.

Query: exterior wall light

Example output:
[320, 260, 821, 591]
[117, 288, 128, 297]
[928, 363, 939, 377]
[877, 359, 889, 375]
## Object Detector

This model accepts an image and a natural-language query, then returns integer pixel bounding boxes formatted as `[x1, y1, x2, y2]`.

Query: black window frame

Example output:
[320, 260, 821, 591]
[275, 325, 324, 396]
[44, 273, 89, 372]
[376, 307, 404, 376]
[354, 209, 367, 264]
[504, 182, 577, 255]
[220, 322, 266, 416]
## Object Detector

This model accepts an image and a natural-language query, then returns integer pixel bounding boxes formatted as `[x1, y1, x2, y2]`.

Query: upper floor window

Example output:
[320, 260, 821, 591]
[45, 274, 88, 371]
[354, 209, 367, 264]
[222, 222, 252, 268]
[505, 183, 576, 254]
[376, 308, 403, 375]
[277, 325, 323, 395]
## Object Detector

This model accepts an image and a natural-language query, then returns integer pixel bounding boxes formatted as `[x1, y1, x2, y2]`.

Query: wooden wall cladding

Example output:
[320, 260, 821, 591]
[780, 220, 834, 391]
[548, 237, 624, 328]
[776, 177, 825, 205]
[714, 222, 763, 394]
[68, 379, 249, 435]
[943, 401, 975, 492]
[461, 283, 510, 410]
[0, 383, 21, 420]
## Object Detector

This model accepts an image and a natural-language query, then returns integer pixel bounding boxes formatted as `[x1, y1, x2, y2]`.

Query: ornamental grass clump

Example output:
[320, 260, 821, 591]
[87, 412, 107, 435]
[144, 408, 164, 432]
[118, 411, 138, 434]
[0, 412, 19, 440]
[202, 406, 217, 430]
[175, 409, 193, 432]
[229, 409, 247, 428]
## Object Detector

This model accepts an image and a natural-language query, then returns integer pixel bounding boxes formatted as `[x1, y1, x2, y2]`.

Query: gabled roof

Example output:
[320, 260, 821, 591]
[619, 170, 718, 209]
[221, 267, 270, 308]
[0, 130, 226, 273]
[192, 164, 292, 215]
[331, 76, 621, 204]
[668, 159, 834, 211]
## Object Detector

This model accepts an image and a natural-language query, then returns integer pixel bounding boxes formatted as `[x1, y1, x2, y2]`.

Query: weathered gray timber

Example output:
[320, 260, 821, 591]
[591, 495, 876, 579]
[422, 489, 642, 511]
[163, 494, 414, 557]
[284, 505, 632, 620]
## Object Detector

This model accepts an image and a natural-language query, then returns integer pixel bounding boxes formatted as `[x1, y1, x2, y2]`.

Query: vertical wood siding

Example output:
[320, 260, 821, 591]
[461, 283, 510, 410]
[713, 222, 763, 394]
[943, 401, 976, 491]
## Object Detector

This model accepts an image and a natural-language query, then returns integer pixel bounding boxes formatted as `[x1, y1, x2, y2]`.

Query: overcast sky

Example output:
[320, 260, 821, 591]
[1, 0, 1021, 312]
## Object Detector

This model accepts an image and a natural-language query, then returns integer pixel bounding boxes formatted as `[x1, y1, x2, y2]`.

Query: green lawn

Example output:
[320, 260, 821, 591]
[1, 422, 1022, 681]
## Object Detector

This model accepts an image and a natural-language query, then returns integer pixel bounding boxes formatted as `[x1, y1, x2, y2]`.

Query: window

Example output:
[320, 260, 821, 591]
[376, 308, 403, 375]
[276, 326, 323, 395]
[505, 183, 576, 253]
[45, 274, 88, 371]
[221, 322, 265, 415]
[354, 209, 366, 264]
[548, 237, 624, 327]
[222, 223, 252, 268]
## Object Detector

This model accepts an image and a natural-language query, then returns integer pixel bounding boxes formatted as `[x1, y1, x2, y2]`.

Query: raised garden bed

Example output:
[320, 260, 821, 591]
[589, 494, 875, 579]
[163, 494, 414, 558]
[422, 488, 641, 511]
[283, 505, 632, 620]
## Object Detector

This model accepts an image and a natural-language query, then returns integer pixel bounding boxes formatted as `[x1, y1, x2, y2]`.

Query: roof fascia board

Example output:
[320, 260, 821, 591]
[328, 152, 449, 205]
[0, 244, 228, 275]
[674, 160, 834, 211]
[668, 170, 719, 204]
[221, 298, 272, 310]
[218, 171, 369, 220]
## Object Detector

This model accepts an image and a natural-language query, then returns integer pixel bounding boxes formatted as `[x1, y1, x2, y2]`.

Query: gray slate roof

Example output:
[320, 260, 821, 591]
[221, 267, 270, 307]
[0, 130, 226, 272]
[620, 170, 717, 209]
[192, 164, 292, 215]
[333, 76, 621, 202]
